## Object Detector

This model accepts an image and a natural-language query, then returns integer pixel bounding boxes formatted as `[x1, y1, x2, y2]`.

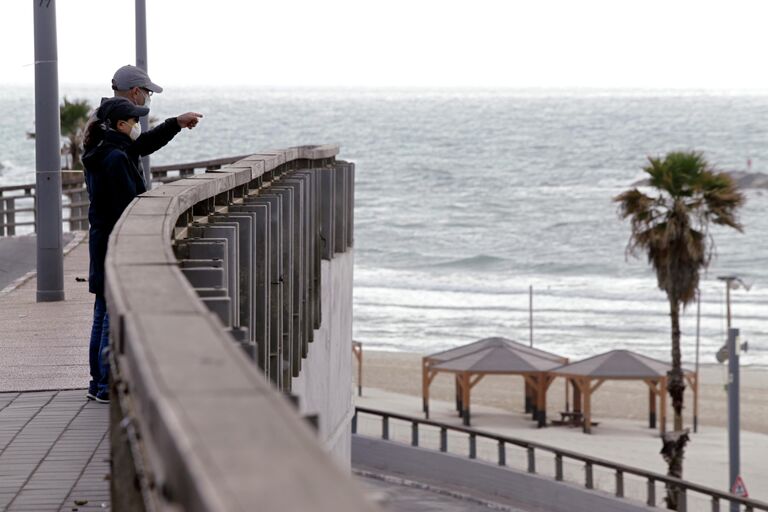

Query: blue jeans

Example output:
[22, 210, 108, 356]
[88, 295, 110, 395]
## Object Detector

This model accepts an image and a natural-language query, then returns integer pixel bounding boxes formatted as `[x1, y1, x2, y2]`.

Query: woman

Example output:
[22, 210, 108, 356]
[81, 97, 185, 403]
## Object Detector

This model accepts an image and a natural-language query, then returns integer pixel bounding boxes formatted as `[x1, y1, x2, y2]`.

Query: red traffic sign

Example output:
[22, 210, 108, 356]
[731, 475, 749, 498]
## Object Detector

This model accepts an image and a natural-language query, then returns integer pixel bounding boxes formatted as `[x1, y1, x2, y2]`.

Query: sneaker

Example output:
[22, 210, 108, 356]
[94, 391, 110, 404]
[86, 383, 98, 401]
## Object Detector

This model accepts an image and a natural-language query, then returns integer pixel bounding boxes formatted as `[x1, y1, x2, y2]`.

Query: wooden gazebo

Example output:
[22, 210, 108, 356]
[422, 337, 568, 421]
[422, 338, 567, 427]
[550, 349, 698, 434]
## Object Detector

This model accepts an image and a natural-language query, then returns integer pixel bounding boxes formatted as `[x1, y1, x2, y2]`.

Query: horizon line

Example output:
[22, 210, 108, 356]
[3, 82, 768, 94]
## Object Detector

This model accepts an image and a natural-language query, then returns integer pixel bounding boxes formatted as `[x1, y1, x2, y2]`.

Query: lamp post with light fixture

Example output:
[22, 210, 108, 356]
[135, 0, 151, 187]
[716, 275, 751, 510]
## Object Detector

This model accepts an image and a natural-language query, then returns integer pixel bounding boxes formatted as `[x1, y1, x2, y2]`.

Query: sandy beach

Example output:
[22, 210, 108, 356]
[356, 350, 768, 434]
[353, 350, 768, 507]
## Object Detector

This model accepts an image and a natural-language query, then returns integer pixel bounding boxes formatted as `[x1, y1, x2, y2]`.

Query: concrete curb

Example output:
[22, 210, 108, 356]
[353, 468, 523, 511]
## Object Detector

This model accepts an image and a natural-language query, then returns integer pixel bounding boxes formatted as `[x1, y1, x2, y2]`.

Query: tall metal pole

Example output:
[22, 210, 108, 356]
[694, 288, 701, 433]
[33, 0, 65, 303]
[135, 0, 151, 187]
[529, 284, 533, 347]
[727, 327, 740, 512]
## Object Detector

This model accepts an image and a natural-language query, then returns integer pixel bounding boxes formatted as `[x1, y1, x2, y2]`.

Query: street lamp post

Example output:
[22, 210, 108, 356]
[727, 327, 740, 512]
[694, 288, 701, 433]
[717, 276, 750, 510]
[33, 0, 65, 303]
[135, 0, 151, 187]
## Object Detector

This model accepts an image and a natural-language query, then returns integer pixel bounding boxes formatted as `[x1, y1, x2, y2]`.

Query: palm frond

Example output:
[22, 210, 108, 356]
[616, 151, 745, 305]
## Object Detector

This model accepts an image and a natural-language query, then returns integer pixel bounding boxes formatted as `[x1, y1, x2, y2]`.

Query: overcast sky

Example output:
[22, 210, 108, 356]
[2, 0, 768, 89]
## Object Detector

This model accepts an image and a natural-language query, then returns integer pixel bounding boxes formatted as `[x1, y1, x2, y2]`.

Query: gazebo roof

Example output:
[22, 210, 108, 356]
[432, 344, 564, 374]
[551, 349, 689, 379]
[426, 336, 567, 364]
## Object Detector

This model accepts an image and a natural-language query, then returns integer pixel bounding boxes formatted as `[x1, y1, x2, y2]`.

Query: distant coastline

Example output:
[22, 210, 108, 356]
[633, 170, 768, 189]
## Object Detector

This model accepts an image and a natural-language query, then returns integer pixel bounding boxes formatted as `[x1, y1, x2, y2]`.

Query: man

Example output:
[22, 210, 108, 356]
[82, 67, 202, 403]
[85, 65, 202, 185]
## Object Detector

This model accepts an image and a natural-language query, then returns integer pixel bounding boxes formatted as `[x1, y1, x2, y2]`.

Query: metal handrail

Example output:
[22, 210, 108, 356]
[353, 407, 767, 512]
[0, 155, 251, 236]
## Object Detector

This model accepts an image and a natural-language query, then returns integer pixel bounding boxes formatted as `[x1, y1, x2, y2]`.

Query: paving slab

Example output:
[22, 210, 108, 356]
[0, 235, 91, 392]
[0, 390, 110, 511]
[0, 239, 112, 510]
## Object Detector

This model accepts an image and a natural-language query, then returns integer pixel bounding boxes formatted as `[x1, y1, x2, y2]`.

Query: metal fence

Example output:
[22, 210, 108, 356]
[353, 407, 768, 512]
[0, 156, 249, 236]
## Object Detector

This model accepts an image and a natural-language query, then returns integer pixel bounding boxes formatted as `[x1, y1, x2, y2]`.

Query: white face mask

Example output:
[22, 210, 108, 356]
[129, 123, 142, 141]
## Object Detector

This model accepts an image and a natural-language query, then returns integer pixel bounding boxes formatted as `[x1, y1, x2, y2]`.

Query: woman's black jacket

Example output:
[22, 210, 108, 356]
[82, 118, 181, 296]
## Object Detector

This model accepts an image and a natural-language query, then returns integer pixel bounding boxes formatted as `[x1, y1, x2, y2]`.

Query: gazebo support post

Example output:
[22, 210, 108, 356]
[583, 378, 605, 434]
[455, 374, 462, 417]
[523, 375, 541, 425]
[462, 372, 471, 426]
[571, 378, 581, 415]
[647, 379, 657, 429]
[422, 358, 429, 415]
[582, 378, 592, 434]
[524, 380, 533, 413]
[535, 374, 555, 428]
[659, 376, 668, 435]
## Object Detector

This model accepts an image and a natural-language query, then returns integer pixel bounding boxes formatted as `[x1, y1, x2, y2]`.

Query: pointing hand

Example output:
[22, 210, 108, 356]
[177, 112, 203, 129]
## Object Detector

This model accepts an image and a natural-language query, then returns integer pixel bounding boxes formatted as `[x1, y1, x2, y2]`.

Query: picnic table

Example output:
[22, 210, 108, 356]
[551, 411, 599, 428]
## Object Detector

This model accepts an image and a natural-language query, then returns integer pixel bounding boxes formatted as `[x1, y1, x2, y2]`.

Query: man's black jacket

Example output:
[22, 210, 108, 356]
[82, 118, 180, 296]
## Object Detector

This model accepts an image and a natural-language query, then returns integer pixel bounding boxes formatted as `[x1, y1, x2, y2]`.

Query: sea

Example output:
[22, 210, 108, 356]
[1, 85, 767, 366]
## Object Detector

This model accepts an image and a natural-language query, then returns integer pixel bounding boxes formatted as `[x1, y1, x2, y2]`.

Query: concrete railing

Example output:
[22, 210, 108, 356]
[104, 145, 376, 512]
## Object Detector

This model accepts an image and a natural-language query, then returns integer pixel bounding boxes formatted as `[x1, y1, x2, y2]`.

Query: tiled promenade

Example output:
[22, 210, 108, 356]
[1, 235, 111, 511]
[0, 391, 109, 511]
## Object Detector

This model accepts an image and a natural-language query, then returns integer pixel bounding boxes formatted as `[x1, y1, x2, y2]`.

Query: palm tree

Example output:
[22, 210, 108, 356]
[27, 97, 92, 170]
[615, 151, 745, 509]
[59, 97, 91, 170]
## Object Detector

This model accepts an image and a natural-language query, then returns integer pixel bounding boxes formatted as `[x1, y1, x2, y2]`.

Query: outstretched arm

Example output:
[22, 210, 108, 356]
[130, 113, 203, 157]
[131, 117, 181, 157]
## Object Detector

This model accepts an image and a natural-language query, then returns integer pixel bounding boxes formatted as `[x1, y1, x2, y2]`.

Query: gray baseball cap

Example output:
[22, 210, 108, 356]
[111, 65, 163, 93]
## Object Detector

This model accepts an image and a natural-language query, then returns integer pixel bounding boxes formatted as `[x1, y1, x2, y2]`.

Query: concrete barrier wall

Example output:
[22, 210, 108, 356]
[292, 251, 355, 469]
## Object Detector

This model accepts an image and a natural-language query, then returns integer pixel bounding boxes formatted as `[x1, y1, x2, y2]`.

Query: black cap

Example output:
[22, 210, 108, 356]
[97, 97, 149, 125]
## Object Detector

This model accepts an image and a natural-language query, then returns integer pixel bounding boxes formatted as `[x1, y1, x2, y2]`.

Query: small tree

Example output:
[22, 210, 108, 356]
[614, 151, 745, 509]
[60, 97, 91, 170]
[27, 97, 92, 170]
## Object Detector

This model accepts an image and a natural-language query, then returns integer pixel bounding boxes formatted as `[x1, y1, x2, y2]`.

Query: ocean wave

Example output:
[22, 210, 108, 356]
[430, 254, 509, 270]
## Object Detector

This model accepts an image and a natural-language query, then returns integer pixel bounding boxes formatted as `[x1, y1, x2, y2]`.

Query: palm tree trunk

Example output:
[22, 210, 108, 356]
[662, 296, 689, 509]
[69, 134, 82, 170]
[668, 298, 685, 430]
